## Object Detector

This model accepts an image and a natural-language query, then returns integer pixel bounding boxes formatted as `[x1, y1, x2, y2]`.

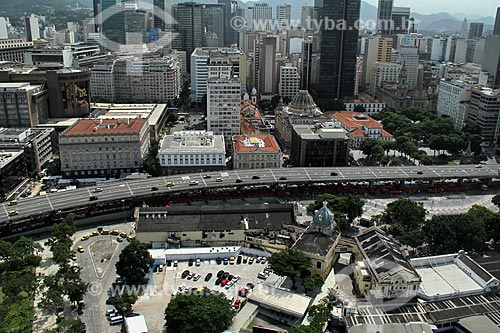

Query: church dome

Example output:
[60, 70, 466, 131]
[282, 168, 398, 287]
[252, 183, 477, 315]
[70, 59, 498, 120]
[313, 201, 335, 229]
[284, 90, 322, 116]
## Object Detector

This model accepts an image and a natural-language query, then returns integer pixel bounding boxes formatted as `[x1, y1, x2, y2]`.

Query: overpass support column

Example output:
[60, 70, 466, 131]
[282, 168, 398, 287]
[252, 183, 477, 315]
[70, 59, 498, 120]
[399, 179, 405, 188]
[457, 178, 463, 186]
[485, 178, 492, 186]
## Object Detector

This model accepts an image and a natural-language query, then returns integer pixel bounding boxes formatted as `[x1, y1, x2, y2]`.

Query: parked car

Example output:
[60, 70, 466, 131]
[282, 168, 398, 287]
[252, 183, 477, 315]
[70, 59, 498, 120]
[229, 256, 235, 265]
[215, 277, 222, 285]
[193, 274, 201, 281]
[236, 255, 242, 264]
[242, 256, 248, 264]
[205, 273, 213, 281]
[233, 299, 241, 310]
[220, 279, 229, 287]
[187, 272, 195, 280]
[248, 257, 254, 264]
[188, 259, 194, 266]
[195, 258, 201, 266]
[181, 270, 190, 279]
[223, 258, 229, 265]
[216, 257, 222, 264]
[217, 270, 225, 278]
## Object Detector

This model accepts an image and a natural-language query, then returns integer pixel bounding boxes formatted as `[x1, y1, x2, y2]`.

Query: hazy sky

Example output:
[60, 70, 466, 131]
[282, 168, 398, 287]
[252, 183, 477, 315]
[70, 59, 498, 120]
[365, 0, 498, 17]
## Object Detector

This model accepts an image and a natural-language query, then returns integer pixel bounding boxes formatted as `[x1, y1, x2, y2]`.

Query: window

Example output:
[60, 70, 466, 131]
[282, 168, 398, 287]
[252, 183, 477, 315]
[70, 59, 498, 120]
[316, 261, 321, 269]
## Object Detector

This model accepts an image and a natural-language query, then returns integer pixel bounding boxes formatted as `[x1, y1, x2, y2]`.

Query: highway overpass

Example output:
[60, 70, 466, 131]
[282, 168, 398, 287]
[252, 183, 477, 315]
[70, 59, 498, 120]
[1, 164, 499, 231]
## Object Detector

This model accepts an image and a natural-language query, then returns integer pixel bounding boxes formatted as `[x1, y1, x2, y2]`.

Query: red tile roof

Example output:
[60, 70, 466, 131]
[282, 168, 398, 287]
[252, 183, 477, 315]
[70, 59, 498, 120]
[232, 135, 281, 153]
[329, 111, 383, 130]
[63, 118, 146, 136]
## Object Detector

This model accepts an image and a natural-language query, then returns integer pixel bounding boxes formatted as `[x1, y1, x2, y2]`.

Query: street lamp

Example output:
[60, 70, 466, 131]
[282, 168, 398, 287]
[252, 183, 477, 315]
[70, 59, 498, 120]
[121, 199, 126, 223]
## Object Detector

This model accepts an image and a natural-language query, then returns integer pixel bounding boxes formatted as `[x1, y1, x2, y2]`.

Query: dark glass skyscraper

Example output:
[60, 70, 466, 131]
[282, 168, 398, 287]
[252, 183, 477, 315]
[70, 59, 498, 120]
[495, 8, 500, 35]
[153, 0, 171, 31]
[315, 0, 360, 100]
[377, 0, 393, 35]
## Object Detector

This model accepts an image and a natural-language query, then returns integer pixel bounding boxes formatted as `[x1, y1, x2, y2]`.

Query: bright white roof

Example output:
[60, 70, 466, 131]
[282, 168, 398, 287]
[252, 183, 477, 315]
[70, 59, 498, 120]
[125, 315, 148, 333]
[248, 284, 312, 318]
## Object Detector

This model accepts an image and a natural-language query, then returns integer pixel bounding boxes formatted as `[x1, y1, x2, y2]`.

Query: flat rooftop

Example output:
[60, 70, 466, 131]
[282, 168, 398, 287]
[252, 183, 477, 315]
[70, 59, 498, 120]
[63, 118, 146, 136]
[160, 131, 225, 154]
[248, 284, 312, 318]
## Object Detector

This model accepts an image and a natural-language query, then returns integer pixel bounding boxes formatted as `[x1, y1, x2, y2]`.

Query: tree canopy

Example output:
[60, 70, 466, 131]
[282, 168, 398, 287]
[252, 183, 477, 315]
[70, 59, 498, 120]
[164, 289, 234, 333]
[268, 249, 311, 289]
[307, 193, 364, 230]
[116, 241, 154, 285]
[142, 140, 162, 177]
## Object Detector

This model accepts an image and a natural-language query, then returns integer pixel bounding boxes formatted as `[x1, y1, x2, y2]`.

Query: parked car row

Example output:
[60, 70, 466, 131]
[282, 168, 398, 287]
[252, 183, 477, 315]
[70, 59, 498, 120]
[80, 228, 134, 242]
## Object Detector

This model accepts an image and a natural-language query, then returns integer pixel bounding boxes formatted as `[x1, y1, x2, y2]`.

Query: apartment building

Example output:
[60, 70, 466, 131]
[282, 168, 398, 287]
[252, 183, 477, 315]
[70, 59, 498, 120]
[436, 80, 472, 131]
[467, 87, 500, 148]
[279, 64, 300, 99]
[0, 82, 48, 128]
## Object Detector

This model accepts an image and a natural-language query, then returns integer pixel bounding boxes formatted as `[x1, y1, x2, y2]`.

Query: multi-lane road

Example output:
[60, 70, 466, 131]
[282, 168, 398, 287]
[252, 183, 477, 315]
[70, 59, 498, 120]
[2, 164, 499, 223]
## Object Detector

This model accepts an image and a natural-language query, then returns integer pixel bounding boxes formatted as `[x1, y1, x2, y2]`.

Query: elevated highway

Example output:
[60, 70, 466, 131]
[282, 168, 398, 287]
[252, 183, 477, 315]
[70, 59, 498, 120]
[1, 164, 499, 233]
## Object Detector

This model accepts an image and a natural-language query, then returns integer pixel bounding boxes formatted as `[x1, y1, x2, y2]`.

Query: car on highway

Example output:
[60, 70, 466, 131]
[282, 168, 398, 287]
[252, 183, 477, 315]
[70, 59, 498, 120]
[330, 172, 338, 176]
[203, 175, 211, 179]
[166, 182, 174, 187]
[93, 187, 102, 193]
[417, 171, 423, 175]
[77, 246, 84, 253]
[151, 186, 159, 191]
[279, 177, 287, 181]
[236, 178, 243, 183]
[89, 196, 98, 201]
[205, 273, 213, 281]
[8, 200, 17, 206]
[252, 175, 260, 180]
[189, 180, 199, 186]
[8, 210, 18, 216]
[216, 178, 223, 182]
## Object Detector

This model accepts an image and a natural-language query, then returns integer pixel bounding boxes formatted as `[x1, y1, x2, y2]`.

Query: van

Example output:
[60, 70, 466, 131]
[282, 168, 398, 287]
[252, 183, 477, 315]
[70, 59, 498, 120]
[110, 315, 123, 325]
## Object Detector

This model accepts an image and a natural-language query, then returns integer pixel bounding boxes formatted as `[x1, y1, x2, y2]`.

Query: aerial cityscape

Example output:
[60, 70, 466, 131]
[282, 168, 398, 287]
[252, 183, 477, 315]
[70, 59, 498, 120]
[1, 0, 500, 332]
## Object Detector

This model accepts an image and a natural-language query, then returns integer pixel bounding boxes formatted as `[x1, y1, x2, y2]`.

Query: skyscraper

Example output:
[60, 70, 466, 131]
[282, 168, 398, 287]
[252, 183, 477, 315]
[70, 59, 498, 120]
[257, 35, 278, 95]
[377, 0, 393, 35]
[276, 4, 291, 27]
[0, 17, 8, 39]
[251, 3, 272, 31]
[218, 0, 239, 45]
[153, 0, 171, 31]
[95, 0, 126, 47]
[391, 7, 410, 35]
[482, 35, 500, 89]
[494, 8, 500, 35]
[315, 0, 360, 99]
[468, 23, 484, 39]
[25, 14, 40, 42]
[172, 2, 204, 69]
[203, 4, 225, 47]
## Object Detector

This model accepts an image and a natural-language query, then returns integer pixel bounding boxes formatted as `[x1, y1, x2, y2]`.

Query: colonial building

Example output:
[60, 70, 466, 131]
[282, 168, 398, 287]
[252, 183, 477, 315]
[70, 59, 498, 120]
[354, 228, 421, 299]
[232, 135, 282, 169]
[293, 202, 341, 279]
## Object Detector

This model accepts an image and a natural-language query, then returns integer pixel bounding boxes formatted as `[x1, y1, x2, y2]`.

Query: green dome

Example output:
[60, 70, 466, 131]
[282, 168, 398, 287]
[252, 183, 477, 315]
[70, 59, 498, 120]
[313, 201, 335, 229]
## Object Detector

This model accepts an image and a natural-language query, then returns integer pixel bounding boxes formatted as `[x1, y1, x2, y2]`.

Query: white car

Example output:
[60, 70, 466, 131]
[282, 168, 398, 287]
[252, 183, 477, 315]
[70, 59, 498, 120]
[215, 178, 223, 182]
[189, 180, 199, 186]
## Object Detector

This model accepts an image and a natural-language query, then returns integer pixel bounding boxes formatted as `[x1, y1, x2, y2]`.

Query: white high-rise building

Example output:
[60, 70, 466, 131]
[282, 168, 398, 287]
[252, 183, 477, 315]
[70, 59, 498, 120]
[251, 3, 272, 31]
[276, 4, 291, 27]
[436, 80, 472, 131]
[207, 76, 241, 143]
[25, 14, 40, 41]
[365, 35, 393, 87]
[0, 17, 8, 39]
[467, 87, 500, 147]
[279, 64, 300, 99]
[370, 62, 402, 96]
[190, 47, 247, 103]
[396, 46, 419, 90]
[430, 36, 447, 62]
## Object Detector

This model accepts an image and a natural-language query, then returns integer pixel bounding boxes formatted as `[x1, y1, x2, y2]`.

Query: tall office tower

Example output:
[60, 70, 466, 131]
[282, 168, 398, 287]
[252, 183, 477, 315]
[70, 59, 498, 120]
[301, 6, 313, 30]
[482, 35, 500, 89]
[276, 4, 291, 27]
[252, 3, 273, 31]
[0, 17, 7, 39]
[377, 0, 393, 35]
[203, 4, 225, 47]
[172, 2, 204, 69]
[364, 35, 392, 87]
[279, 64, 300, 99]
[468, 23, 484, 39]
[123, 2, 147, 45]
[454, 39, 478, 64]
[467, 87, 500, 147]
[25, 15, 40, 42]
[218, 0, 238, 45]
[445, 35, 457, 62]
[153, 0, 171, 31]
[207, 76, 241, 143]
[95, 0, 126, 47]
[315, 0, 360, 99]
[396, 46, 419, 90]
[258, 36, 278, 96]
[495, 8, 500, 35]
[436, 80, 472, 131]
[459, 18, 468, 38]
[430, 36, 447, 62]
[391, 7, 410, 35]
[301, 36, 313, 89]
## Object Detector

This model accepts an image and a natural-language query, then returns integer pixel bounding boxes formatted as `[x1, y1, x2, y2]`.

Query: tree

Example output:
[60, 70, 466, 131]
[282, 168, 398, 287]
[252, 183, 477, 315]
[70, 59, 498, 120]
[45, 319, 86, 333]
[307, 194, 365, 229]
[111, 291, 138, 316]
[268, 249, 311, 289]
[142, 140, 161, 177]
[63, 277, 89, 305]
[353, 105, 367, 113]
[492, 195, 500, 211]
[303, 274, 324, 293]
[45, 214, 76, 267]
[116, 241, 154, 286]
[164, 289, 234, 333]
[47, 158, 62, 176]
[381, 198, 426, 232]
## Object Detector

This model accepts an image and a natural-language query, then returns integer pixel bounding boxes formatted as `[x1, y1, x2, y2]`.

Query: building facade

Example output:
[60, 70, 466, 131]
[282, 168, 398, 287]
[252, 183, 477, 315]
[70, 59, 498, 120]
[59, 118, 149, 178]
[232, 135, 282, 169]
[158, 130, 226, 175]
[436, 80, 472, 131]
[279, 64, 300, 99]
[0, 83, 48, 128]
[0, 39, 34, 63]
[466, 87, 500, 148]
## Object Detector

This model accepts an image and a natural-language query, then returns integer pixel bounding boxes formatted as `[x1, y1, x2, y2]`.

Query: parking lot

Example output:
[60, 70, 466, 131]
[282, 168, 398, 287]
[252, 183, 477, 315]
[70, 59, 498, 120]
[133, 255, 276, 332]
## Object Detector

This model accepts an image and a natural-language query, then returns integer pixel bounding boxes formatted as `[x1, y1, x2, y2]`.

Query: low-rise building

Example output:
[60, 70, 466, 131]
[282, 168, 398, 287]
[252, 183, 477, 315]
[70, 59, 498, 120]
[0, 150, 26, 198]
[0, 127, 56, 175]
[290, 122, 350, 167]
[344, 93, 386, 115]
[232, 135, 282, 169]
[240, 100, 269, 135]
[0, 39, 34, 63]
[354, 228, 421, 299]
[135, 204, 297, 248]
[158, 130, 226, 175]
[292, 202, 341, 279]
[329, 111, 394, 148]
[59, 118, 149, 178]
